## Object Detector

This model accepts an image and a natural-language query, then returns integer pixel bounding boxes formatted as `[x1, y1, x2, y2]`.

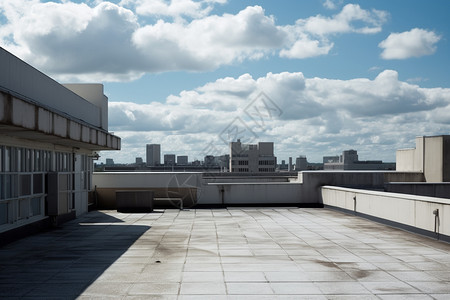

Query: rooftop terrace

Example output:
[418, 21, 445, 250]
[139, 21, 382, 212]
[1, 208, 449, 299]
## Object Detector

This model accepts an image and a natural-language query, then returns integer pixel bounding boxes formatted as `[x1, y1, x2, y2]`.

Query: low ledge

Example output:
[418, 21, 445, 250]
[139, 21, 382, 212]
[324, 204, 450, 243]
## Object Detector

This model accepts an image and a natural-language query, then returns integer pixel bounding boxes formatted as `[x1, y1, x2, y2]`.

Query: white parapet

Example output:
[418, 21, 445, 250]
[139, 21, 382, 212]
[321, 185, 450, 240]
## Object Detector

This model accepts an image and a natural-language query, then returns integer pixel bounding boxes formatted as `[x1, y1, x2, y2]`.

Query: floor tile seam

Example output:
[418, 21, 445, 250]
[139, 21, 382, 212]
[384, 269, 445, 283]
[235, 209, 293, 259]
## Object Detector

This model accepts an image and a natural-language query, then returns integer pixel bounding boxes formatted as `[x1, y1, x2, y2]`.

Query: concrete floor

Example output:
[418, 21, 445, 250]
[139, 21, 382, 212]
[0, 208, 449, 299]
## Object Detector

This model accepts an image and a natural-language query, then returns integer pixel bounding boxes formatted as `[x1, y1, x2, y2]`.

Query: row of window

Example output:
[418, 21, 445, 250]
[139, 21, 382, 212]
[232, 167, 275, 172]
[258, 168, 275, 172]
[0, 146, 74, 173]
[0, 197, 42, 226]
[0, 145, 94, 228]
[232, 160, 275, 166]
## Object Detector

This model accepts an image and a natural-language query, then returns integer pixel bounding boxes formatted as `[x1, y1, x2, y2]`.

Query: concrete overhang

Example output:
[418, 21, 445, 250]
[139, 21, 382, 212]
[0, 90, 120, 151]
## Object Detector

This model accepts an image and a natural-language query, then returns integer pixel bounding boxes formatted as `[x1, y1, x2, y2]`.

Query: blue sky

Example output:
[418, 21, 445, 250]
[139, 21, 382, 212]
[1, 0, 450, 164]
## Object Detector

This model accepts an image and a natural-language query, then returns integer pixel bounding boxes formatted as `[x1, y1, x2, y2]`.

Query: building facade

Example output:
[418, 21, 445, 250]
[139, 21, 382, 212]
[295, 156, 308, 171]
[229, 140, 276, 172]
[324, 149, 395, 170]
[0, 48, 120, 238]
[146, 144, 161, 166]
[177, 155, 188, 165]
[164, 154, 176, 166]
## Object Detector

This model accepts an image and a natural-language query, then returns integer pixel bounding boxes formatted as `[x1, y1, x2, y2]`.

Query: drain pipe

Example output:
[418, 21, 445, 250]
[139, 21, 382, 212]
[433, 209, 440, 240]
[353, 195, 357, 215]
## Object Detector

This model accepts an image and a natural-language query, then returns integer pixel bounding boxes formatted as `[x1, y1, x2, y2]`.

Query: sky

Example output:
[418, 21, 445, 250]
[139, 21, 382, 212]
[1, 0, 450, 164]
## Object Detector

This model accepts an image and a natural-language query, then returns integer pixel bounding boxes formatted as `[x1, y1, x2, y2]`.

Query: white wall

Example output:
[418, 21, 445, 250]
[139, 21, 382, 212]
[64, 84, 108, 131]
[322, 186, 450, 238]
[424, 136, 443, 182]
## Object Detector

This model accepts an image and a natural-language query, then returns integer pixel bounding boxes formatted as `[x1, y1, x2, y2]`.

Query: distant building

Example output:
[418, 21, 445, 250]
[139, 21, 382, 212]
[105, 158, 115, 165]
[204, 155, 215, 167]
[323, 155, 340, 164]
[295, 156, 308, 171]
[135, 157, 143, 164]
[177, 155, 188, 165]
[279, 160, 288, 171]
[229, 140, 276, 172]
[324, 149, 395, 170]
[146, 144, 160, 166]
[164, 154, 176, 166]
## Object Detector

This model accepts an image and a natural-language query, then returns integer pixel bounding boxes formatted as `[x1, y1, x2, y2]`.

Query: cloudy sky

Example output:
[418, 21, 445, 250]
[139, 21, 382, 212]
[1, 0, 449, 164]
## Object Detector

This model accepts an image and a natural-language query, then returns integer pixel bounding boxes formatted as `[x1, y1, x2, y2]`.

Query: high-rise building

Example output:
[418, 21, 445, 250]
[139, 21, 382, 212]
[229, 139, 276, 172]
[146, 144, 161, 166]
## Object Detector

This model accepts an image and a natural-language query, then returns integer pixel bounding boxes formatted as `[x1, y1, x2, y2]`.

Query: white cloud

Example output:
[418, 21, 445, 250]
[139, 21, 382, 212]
[298, 4, 388, 36]
[0, 1, 388, 81]
[131, 6, 286, 72]
[105, 70, 450, 163]
[379, 28, 441, 59]
[125, 0, 226, 20]
[323, 0, 339, 10]
[280, 37, 334, 59]
[280, 4, 387, 59]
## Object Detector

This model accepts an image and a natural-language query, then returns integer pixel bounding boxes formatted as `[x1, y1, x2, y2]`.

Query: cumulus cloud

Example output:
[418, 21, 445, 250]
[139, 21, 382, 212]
[105, 70, 450, 163]
[298, 4, 387, 36]
[280, 4, 387, 59]
[379, 28, 441, 59]
[0, 1, 388, 81]
[122, 0, 226, 20]
[323, 0, 340, 10]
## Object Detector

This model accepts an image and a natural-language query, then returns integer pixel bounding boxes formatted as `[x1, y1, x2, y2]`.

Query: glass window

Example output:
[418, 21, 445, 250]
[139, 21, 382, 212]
[5, 174, 17, 199]
[26, 149, 32, 172]
[5, 147, 10, 172]
[18, 199, 28, 219]
[0, 175, 3, 200]
[33, 174, 43, 194]
[0, 202, 8, 225]
[19, 174, 32, 196]
[0, 146, 3, 172]
[34, 150, 40, 172]
[30, 197, 41, 216]
[17, 148, 22, 172]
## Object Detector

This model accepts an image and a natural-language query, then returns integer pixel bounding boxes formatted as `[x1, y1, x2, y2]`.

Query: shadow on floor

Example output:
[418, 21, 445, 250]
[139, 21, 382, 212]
[0, 210, 151, 299]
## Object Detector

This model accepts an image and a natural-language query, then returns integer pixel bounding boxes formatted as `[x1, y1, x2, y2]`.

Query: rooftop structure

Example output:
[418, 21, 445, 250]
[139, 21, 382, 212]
[397, 135, 450, 182]
[0, 48, 120, 240]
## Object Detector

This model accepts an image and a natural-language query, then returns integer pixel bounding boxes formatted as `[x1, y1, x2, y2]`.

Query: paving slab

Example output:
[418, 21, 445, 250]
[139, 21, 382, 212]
[0, 208, 449, 298]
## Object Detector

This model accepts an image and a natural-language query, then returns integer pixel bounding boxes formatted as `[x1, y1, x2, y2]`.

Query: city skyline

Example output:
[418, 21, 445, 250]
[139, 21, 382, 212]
[1, 0, 449, 163]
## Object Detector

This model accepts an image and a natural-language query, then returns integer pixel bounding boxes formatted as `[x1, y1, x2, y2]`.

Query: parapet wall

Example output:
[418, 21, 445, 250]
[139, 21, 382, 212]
[0, 48, 102, 129]
[93, 171, 425, 209]
[321, 185, 450, 242]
